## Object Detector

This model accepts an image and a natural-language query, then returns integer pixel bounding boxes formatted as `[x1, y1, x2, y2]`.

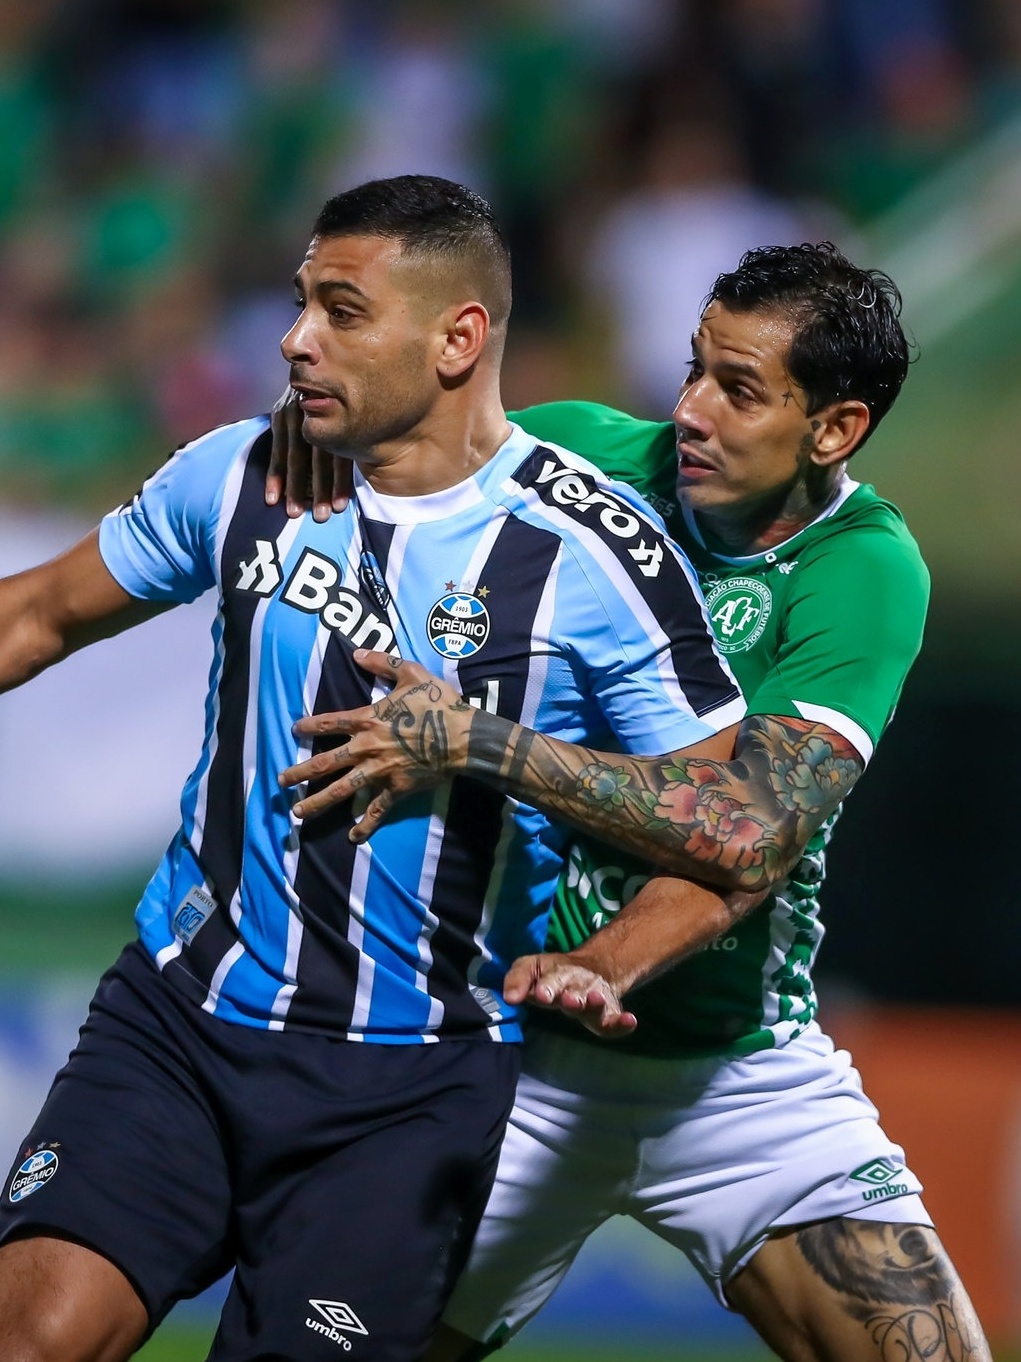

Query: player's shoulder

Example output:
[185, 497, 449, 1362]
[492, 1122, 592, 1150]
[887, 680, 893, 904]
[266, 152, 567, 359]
[802, 482, 926, 576]
[800, 484, 936, 607]
[512, 399, 666, 443]
[508, 423, 668, 534]
[147, 414, 270, 483]
[180, 414, 271, 464]
[511, 401, 675, 486]
[106, 416, 272, 546]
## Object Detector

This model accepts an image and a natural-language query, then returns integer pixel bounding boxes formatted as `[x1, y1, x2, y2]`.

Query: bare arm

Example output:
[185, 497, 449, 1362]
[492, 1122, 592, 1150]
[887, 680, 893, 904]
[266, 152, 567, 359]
[0, 529, 164, 693]
[281, 651, 863, 892]
[504, 875, 766, 1037]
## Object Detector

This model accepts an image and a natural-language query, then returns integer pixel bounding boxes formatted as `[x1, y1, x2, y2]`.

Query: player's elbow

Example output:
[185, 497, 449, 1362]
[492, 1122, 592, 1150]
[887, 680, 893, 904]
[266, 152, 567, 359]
[669, 824, 800, 894]
[0, 601, 68, 693]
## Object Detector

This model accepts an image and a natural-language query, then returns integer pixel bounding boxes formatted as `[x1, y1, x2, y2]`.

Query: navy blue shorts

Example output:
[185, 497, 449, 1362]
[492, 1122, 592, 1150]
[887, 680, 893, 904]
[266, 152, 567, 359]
[0, 943, 520, 1361]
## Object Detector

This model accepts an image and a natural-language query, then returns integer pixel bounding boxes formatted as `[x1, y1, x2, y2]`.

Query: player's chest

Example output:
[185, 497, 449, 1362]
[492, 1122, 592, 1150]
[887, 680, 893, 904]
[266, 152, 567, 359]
[219, 517, 576, 707]
[696, 562, 796, 688]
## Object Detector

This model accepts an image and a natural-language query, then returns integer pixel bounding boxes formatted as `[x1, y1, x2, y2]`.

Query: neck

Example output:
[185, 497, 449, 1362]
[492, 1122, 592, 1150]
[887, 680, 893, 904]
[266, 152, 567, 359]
[358, 389, 511, 498]
[696, 467, 846, 555]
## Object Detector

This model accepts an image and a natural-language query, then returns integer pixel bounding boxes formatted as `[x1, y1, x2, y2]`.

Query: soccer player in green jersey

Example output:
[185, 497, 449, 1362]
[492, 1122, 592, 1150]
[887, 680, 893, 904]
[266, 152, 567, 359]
[274, 244, 990, 1362]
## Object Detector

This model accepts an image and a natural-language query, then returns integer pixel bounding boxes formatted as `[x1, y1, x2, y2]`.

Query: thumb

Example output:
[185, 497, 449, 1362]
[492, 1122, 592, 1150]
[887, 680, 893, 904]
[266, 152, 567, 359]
[502, 954, 542, 1004]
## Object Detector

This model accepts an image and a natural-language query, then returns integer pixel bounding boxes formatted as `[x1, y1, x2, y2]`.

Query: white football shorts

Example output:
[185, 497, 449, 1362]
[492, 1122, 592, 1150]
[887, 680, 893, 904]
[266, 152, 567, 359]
[443, 1022, 931, 1344]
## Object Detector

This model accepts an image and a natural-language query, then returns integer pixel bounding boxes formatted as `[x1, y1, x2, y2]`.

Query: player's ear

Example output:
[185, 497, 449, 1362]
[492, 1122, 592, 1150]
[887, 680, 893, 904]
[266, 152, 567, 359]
[810, 399, 870, 466]
[437, 302, 490, 379]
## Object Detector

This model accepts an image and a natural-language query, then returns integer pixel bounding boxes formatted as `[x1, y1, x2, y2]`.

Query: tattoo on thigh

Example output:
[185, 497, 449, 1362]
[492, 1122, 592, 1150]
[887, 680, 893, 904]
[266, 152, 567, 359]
[795, 1221, 981, 1361]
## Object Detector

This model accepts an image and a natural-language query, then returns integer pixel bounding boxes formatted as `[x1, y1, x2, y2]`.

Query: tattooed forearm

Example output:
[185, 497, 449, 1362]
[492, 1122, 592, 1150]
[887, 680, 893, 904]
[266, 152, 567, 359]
[796, 1221, 989, 1362]
[463, 711, 863, 891]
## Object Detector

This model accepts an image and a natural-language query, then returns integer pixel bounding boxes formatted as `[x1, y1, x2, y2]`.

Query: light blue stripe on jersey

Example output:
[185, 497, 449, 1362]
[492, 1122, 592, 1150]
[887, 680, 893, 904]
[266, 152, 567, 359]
[347, 806, 452, 1033]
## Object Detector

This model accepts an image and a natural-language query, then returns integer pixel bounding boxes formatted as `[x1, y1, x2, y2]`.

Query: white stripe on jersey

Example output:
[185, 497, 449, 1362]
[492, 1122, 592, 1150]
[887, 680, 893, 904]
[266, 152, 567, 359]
[207, 514, 306, 1016]
[155, 939, 183, 970]
[347, 842, 375, 1040]
[189, 619, 225, 861]
[211, 439, 255, 585]
[189, 449, 250, 859]
[269, 619, 329, 1027]
[415, 785, 450, 1036]
[380, 521, 410, 616]
[458, 503, 510, 596]
[465, 800, 513, 993]
[793, 701, 874, 765]
[206, 587, 273, 1013]
[358, 536, 447, 1034]
[201, 940, 246, 1015]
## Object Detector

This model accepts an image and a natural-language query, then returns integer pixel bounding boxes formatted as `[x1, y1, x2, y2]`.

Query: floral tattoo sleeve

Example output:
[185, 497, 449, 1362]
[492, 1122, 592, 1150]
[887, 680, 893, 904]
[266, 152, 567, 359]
[463, 711, 863, 891]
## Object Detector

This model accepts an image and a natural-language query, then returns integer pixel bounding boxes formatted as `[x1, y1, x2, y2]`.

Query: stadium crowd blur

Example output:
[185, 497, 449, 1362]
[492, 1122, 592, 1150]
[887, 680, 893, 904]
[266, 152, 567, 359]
[3, 0, 1021, 513]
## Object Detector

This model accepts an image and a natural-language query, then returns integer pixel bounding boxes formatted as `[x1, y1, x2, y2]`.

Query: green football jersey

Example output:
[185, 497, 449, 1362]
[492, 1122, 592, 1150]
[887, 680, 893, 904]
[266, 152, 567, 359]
[510, 401, 930, 1058]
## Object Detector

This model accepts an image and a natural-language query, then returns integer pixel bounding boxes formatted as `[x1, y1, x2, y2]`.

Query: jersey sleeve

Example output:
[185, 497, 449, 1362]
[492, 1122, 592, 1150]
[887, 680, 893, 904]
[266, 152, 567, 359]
[556, 524, 745, 756]
[747, 521, 929, 762]
[98, 417, 268, 604]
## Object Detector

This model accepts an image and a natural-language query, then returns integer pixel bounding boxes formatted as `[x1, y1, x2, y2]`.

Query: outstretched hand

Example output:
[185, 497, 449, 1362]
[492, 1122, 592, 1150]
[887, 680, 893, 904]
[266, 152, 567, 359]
[279, 649, 472, 840]
[503, 952, 638, 1039]
[265, 386, 352, 520]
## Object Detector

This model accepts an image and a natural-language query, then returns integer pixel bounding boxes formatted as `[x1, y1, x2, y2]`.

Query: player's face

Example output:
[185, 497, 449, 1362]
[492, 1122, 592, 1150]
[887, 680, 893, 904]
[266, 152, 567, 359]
[281, 234, 439, 457]
[672, 303, 821, 527]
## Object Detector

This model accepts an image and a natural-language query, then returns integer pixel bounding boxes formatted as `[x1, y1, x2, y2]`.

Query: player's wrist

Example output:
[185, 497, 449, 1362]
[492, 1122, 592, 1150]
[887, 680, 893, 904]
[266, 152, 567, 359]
[560, 943, 636, 999]
[462, 707, 522, 784]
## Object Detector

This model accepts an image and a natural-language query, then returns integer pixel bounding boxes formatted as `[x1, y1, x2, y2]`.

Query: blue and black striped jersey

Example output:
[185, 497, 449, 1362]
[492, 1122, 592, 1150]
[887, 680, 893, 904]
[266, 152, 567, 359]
[99, 418, 744, 1042]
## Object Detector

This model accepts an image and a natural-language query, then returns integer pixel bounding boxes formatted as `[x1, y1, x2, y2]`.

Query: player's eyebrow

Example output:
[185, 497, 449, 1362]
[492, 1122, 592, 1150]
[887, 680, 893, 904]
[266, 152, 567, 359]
[692, 334, 766, 386]
[292, 274, 372, 304]
[717, 358, 765, 384]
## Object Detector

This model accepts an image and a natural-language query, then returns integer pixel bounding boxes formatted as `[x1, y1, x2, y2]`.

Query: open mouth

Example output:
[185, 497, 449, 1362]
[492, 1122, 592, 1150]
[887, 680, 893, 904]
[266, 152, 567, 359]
[677, 446, 717, 476]
[293, 386, 339, 413]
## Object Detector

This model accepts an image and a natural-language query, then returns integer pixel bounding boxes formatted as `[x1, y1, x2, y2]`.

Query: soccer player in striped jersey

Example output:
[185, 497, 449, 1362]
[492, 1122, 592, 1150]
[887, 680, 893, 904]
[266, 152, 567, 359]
[277, 245, 991, 1362]
[0, 176, 752, 1362]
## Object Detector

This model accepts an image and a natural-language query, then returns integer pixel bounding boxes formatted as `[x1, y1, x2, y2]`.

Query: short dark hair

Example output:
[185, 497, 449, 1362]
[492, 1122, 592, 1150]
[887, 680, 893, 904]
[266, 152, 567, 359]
[313, 174, 512, 329]
[706, 242, 911, 447]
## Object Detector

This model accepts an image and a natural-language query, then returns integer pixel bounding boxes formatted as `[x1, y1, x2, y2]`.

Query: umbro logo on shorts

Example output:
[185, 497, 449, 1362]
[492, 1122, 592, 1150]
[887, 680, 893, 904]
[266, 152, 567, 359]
[305, 1299, 369, 1350]
[849, 1157, 909, 1202]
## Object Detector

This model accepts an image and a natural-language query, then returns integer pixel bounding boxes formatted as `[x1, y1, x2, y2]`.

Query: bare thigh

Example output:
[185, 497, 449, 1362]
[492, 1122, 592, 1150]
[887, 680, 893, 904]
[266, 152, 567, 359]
[0, 1234, 148, 1362]
[727, 1219, 992, 1362]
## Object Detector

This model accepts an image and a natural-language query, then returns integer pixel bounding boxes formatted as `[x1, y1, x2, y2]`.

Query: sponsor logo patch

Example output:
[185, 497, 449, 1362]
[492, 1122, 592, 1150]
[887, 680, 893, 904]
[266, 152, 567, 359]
[427, 592, 491, 659]
[703, 576, 772, 653]
[9, 1148, 59, 1203]
[849, 1157, 909, 1202]
[531, 455, 665, 578]
[306, 1299, 368, 1351]
[172, 885, 217, 944]
[234, 542, 399, 658]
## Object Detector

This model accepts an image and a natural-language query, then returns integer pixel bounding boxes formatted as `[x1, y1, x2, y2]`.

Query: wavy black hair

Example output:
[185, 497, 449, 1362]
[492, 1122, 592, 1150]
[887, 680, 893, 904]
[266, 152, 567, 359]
[706, 242, 911, 447]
